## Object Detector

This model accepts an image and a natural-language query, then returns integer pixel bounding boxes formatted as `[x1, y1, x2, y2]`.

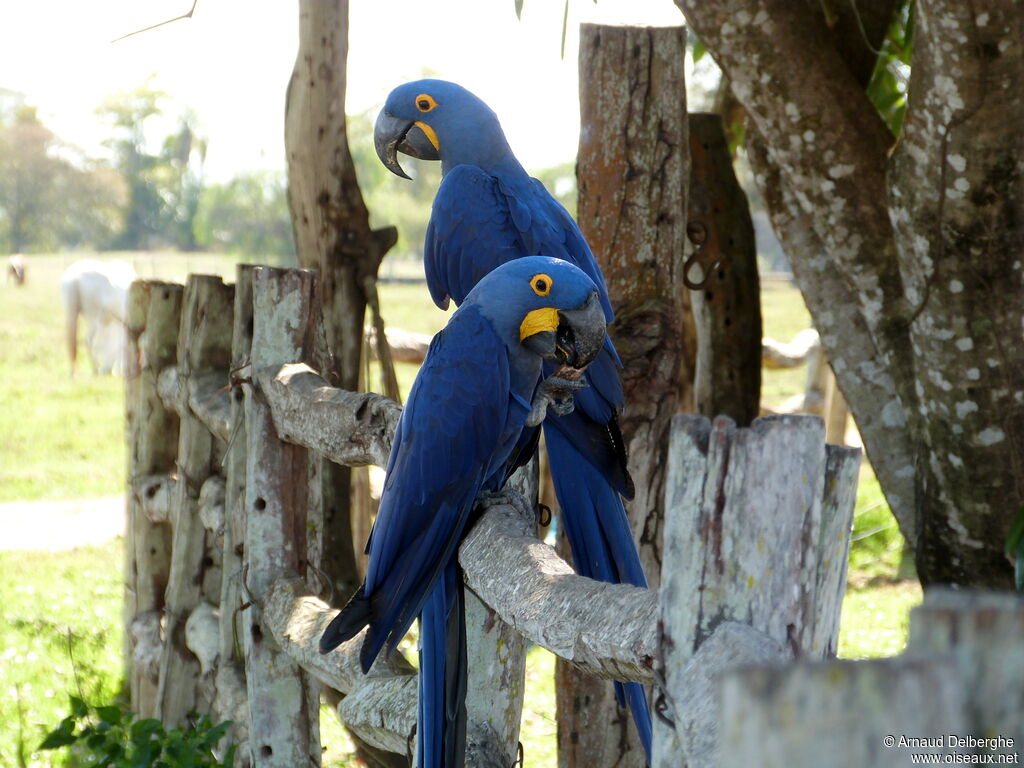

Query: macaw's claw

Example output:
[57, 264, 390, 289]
[476, 488, 535, 522]
[525, 374, 588, 427]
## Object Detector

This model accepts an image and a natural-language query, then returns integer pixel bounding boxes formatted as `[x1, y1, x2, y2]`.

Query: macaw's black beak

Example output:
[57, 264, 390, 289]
[521, 291, 607, 369]
[374, 109, 440, 180]
[554, 291, 607, 370]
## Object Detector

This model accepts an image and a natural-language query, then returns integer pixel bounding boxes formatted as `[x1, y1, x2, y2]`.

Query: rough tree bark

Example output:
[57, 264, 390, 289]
[677, 0, 1024, 586]
[124, 280, 182, 719]
[686, 112, 761, 424]
[560, 23, 691, 768]
[243, 268, 322, 767]
[156, 276, 233, 726]
[285, 0, 397, 607]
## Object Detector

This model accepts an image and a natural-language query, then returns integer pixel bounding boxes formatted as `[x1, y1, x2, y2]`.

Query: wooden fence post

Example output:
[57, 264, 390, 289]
[243, 267, 321, 767]
[463, 460, 536, 766]
[213, 264, 258, 753]
[568, 23, 691, 766]
[125, 280, 182, 719]
[156, 276, 234, 726]
[907, 589, 1024, 758]
[718, 657, 969, 768]
[653, 413, 860, 767]
[687, 112, 762, 426]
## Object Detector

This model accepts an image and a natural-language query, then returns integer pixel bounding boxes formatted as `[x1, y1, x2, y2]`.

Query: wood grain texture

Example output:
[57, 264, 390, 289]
[567, 23, 691, 767]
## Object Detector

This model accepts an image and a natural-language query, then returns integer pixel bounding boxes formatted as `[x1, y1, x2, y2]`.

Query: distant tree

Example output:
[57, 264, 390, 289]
[0, 105, 125, 252]
[98, 81, 207, 251]
[97, 81, 167, 250]
[159, 110, 206, 251]
[194, 171, 295, 262]
[0, 106, 64, 251]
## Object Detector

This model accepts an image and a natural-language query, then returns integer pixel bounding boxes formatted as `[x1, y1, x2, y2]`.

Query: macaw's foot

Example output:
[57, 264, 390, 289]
[525, 373, 588, 427]
[475, 488, 534, 522]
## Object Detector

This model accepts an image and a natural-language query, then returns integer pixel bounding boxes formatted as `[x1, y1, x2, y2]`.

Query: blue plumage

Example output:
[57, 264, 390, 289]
[375, 78, 654, 761]
[321, 257, 606, 768]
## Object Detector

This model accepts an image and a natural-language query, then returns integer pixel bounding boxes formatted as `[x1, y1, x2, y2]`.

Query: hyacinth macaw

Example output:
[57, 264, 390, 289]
[373, 78, 653, 759]
[320, 256, 607, 768]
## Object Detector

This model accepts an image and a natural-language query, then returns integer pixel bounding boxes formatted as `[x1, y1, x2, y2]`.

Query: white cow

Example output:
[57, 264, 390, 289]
[60, 259, 136, 375]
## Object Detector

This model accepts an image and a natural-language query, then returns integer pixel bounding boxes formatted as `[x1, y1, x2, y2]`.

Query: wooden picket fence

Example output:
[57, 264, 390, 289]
[123, 265, 1023, 767]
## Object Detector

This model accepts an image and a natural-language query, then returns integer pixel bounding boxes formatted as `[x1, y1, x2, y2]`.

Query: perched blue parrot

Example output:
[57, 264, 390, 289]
[320, 256, 608, 768]
[373, 79, 653, 759]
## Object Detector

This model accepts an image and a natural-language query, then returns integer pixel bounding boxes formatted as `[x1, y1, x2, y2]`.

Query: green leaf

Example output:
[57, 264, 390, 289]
[514, 0, 523, 20]
[69, 694, 89, 719]
[1005, 505, 1024, 555]
[205, 720, 232, 744]
[693, 37, 707, 63]
[1015, 536, 1024, 593]
[131, 718, 164, 742]
[98, 705, 124, 724]
[39, 730, 77, 750]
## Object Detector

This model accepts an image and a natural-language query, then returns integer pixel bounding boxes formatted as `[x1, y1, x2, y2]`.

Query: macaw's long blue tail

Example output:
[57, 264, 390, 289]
[418, 559, 468, 768]
[543, 424, 654, 763]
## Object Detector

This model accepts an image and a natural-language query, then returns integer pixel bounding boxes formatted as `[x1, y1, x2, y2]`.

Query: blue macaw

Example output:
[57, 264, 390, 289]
[373, 79, 653, 759]
[320, 256, 608, 768]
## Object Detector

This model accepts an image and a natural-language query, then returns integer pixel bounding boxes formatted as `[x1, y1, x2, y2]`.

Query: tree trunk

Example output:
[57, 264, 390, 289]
[285, 0, 397, 621]
[686, 113, 761, 425]
[677, 0, 1024, 587]
[559, 23, 691, 767]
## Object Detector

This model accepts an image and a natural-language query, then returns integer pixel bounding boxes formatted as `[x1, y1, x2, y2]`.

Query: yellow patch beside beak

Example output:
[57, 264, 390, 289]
[519, 307, 559, 342]
[415, 121, 440, 151]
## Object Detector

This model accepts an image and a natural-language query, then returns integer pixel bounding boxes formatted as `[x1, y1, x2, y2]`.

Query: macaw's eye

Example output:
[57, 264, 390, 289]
[415, 94, 438, 112]
[530, 273, 552, 296]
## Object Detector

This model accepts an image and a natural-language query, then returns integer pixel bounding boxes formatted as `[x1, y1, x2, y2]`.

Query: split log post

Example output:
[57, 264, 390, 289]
[568, 23, 691, 766]
[156, 276, 233, 726]
[463, 460, 535, 766]
[243, 267, 321, 767]
[718, 657, 969, 768]
[653, 414, 860, 767]
[907, 589, 1024, 757]
[686, 112, 762, 425]
[213, 264, 258, 750]
[124, 280, 182, 718]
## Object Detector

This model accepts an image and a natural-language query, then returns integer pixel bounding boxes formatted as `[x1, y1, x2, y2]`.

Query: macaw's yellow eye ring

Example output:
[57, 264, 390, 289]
[415, 94, 438, 112]
[530, 273, 552, 296]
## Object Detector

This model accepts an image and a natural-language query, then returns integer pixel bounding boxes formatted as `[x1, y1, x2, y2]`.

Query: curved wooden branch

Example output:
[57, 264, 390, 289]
[258, 362, 402, 468]
[459, 500, 657, 685]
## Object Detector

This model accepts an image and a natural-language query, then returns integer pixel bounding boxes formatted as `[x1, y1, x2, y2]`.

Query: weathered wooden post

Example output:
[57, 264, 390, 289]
[719, 657, 969, 767]
[653, 414, 860, 767]
[907, 589, 1024, 758]
[687, 112, 762, 425]
[124, 280, 182, 718]
[568, 23, 691, 766]
[243, 267, 322, 767]
[463, 461, 535, 766]
[156, 276, 234, 726]
[212, 264, 258, 754]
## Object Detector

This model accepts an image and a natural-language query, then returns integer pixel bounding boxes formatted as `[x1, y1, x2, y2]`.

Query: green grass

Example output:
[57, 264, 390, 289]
[0, 252, 920, 765]
[0, 542, 124, 768]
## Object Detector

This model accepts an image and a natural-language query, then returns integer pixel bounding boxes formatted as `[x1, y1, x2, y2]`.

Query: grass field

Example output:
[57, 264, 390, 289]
[0, 252, 919, 766]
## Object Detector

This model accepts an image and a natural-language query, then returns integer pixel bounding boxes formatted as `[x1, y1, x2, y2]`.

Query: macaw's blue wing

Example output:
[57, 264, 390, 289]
[318, 304, 515, 670]
[426, 165, 616, 326]
[425, 162, 653, 760]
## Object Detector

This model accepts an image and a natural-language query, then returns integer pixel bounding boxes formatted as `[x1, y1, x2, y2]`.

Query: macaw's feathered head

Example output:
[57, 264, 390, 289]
[374, 79, 511, 178]
[466, 256, 606, 370]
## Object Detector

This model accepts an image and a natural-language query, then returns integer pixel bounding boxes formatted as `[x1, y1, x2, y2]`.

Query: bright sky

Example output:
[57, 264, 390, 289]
[2, 0, 688, 182]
